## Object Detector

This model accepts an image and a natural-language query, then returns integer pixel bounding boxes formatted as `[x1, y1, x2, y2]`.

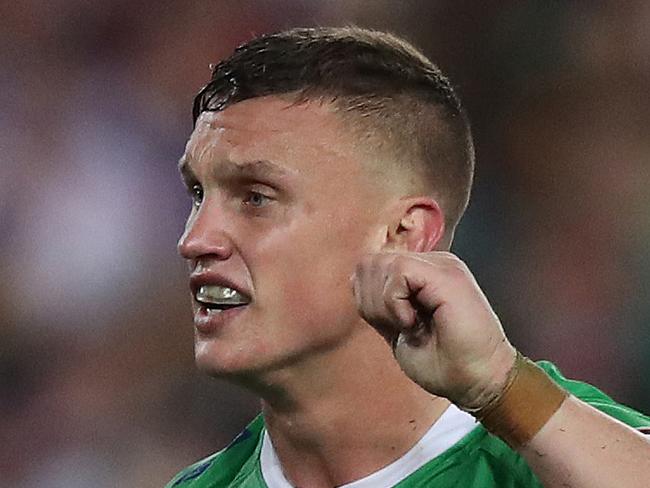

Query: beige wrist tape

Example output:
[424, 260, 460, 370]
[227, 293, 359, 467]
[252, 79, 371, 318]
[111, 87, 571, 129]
[472, 352, 569, 448]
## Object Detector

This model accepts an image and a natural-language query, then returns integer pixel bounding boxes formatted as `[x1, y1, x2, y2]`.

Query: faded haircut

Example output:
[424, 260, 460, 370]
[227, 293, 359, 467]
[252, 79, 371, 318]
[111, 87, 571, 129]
[192, 26, 475, 238]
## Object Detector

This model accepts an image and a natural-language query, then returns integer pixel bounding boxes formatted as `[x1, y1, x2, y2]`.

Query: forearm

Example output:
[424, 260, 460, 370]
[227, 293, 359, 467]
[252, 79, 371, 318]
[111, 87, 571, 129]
[468, 354, 650, 487]
[519, 395, 650, 488]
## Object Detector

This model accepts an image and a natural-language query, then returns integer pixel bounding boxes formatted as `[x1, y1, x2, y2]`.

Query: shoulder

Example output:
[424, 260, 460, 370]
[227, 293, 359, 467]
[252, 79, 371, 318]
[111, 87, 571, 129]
[165, 415, 265, 488]
[401, 423, 543, 487]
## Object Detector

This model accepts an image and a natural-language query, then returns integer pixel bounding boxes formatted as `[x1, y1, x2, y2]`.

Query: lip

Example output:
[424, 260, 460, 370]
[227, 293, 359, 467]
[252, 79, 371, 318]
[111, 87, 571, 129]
[194, 303, 249, 334]
[188, 270, 252, 335]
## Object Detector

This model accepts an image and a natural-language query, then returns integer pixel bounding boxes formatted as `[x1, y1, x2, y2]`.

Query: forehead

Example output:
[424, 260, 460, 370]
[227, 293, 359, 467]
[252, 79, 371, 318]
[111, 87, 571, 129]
[198, 96, 338, 134]
[183, 96, 363, 177]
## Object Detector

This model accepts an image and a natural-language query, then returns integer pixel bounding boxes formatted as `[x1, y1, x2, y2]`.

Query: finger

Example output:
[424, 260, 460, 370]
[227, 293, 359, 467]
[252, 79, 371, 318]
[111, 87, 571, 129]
[353, 254, 404, 340]
[393, 256, 456, 313]
[383, 269, 435, 349]
[382, 271, 417, 329]
[352, 267, 380, 326]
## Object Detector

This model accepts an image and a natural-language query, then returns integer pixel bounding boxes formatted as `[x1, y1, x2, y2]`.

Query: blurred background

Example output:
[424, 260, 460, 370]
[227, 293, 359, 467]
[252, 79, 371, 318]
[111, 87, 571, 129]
[1, 0, 649, 486]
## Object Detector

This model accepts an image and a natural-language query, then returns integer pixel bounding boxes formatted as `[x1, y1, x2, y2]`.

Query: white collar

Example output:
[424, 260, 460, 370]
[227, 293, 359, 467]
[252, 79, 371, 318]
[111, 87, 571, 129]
[260, 404, 478, 488]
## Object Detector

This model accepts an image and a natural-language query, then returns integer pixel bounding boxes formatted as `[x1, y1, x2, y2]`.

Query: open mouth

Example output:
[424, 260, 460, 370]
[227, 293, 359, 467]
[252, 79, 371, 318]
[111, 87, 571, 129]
[195, 285, 250, 312]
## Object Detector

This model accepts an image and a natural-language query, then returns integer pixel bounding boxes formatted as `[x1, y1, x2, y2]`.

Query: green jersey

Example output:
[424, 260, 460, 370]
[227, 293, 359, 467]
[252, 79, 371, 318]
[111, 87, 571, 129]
[166, 362, 650, 488]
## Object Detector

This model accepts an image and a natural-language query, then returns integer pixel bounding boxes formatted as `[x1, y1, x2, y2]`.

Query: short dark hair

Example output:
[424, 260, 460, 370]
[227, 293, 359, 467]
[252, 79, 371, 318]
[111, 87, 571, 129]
[193, 26, 474, 239]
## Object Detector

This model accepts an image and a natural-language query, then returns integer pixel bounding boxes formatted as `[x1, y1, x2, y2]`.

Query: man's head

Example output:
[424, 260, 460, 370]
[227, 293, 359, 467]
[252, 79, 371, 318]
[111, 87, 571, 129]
[178, 27, 475, 379]
[193, 26, 474, 245]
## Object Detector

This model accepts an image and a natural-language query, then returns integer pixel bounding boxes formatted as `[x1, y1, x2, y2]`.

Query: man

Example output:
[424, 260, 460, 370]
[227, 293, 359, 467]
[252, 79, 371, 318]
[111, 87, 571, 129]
[168, 27, 650, 487]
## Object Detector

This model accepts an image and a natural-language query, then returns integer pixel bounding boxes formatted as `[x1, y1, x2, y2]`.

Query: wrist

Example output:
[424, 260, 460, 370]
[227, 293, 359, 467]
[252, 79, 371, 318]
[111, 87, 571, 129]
[461, 351, 569, 448]
[456, 346, 518, 412]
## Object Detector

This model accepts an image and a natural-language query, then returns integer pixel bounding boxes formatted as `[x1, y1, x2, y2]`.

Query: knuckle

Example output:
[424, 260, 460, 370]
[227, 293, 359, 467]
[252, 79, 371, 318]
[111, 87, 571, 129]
[388, 255, 409, 275]
[382, 287, 398, 308]
[385, 297, 407, 324]
[446, 266, 465, 283]
[436, 251, 455, 259]
[440, 254, 469, 277]
[440, 251, 461, 266]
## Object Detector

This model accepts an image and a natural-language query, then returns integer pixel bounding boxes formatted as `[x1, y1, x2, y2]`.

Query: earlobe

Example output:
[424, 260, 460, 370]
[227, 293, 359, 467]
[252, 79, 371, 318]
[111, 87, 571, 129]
[392, 199, 445, 253]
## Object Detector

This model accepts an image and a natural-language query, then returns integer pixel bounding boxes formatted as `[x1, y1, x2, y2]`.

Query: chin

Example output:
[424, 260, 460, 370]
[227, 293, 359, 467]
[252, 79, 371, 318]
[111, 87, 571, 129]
[193, 337, 283, 381]
[195, 344, 253, 377]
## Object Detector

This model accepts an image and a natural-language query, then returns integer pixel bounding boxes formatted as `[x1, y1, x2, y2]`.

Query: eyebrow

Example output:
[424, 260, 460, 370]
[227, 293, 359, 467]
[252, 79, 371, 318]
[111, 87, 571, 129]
[178, 155, 194, 183]
[178, 155, 295, 184]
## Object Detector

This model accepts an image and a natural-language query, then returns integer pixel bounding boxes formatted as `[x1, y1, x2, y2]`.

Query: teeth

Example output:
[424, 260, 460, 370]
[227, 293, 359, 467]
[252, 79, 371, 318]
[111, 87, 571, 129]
[196, 285, 249, 306]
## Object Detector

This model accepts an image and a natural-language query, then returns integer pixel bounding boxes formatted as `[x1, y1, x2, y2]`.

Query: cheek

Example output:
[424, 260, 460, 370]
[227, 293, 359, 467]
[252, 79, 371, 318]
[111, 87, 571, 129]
[266, 237, 361, 325]
[266, 269, 357, 348]
[247, 204, 374, 323]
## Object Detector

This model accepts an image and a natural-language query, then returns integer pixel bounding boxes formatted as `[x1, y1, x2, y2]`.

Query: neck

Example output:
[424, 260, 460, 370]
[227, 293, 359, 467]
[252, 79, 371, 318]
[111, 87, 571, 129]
[252, 328, 449, 488]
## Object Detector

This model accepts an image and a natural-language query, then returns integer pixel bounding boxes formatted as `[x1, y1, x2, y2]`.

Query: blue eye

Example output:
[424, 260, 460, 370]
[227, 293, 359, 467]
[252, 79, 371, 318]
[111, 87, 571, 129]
[244, 191, 270, 208]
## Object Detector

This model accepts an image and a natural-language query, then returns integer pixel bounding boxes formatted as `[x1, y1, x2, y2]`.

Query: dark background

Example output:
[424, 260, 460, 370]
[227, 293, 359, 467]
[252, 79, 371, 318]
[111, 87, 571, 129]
[2, 1, 649, 486]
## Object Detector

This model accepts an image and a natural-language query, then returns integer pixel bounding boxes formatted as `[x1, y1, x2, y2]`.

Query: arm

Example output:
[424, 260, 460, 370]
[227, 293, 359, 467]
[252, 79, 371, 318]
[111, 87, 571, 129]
[352, 251, 650, 488]
[521, 395, 650, 487]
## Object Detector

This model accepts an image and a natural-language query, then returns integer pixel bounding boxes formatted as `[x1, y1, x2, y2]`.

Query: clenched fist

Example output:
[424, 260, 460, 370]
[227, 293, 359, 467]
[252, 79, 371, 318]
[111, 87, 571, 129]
[351, 251, 517, 410]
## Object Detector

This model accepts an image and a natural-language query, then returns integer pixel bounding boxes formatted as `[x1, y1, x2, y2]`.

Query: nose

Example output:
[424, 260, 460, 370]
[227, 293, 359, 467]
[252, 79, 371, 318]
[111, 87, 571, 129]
[177, 202, 234, 261]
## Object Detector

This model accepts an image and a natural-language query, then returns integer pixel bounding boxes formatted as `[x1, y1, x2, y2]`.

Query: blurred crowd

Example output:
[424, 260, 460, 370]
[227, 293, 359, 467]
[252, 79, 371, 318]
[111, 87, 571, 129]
[1, 1, 649, 486]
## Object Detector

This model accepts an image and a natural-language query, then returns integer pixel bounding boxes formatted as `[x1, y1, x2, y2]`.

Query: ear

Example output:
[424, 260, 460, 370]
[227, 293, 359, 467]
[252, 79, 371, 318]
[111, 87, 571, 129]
[386, 197, 445, 253]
